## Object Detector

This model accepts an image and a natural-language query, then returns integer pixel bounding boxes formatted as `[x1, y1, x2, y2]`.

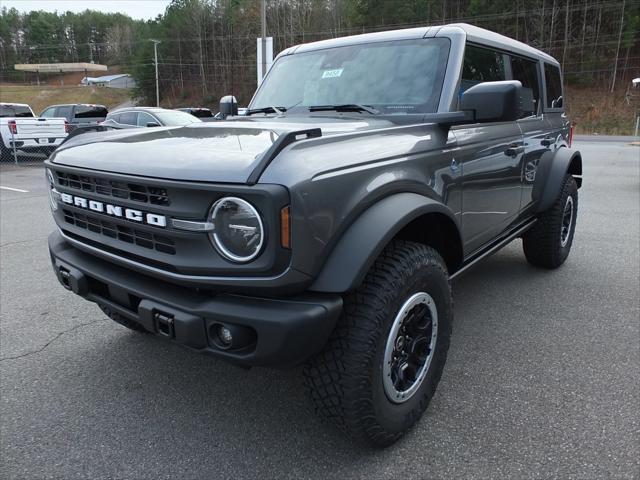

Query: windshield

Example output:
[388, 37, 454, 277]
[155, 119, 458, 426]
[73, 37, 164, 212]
[0, 104, 34, 118]
[251, 38, 450, 114]
[154, 110, 202, 126]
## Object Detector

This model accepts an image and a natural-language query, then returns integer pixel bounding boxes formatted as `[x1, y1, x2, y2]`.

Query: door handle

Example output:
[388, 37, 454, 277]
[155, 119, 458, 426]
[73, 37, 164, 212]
[505, 144, 524, 157]
[541, 136, 556, 147]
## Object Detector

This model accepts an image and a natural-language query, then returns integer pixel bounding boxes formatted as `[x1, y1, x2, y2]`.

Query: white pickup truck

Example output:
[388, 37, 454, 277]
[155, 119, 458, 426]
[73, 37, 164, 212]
[0, 103, 68, 161]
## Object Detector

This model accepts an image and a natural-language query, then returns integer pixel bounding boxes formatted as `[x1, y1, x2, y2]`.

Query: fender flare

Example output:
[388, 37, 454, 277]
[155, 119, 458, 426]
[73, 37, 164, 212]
[309, 193, 461, 293]
[535, 147, 582, 213]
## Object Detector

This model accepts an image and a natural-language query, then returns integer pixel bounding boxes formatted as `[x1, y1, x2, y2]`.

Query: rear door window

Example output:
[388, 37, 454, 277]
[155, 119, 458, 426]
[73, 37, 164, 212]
[74, 105, 108, 119]
[544, 64, 563, 109]
[118, 112, 137, 125]
[461, 45, 506, 93]
[510, 56, 541, 117]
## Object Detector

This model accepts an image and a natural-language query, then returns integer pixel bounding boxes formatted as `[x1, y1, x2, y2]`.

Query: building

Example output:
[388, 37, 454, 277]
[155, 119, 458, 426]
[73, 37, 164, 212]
[81, 74, 137, 89]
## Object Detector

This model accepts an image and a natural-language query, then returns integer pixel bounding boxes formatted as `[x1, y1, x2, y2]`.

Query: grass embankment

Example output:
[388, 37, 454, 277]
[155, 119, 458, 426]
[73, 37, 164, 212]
[0, 82, 636, 135]
[0, 85, 133, 114]
[565, 85, 638, 136]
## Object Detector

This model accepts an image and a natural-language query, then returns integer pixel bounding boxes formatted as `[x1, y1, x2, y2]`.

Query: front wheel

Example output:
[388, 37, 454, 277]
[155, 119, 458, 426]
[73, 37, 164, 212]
[304, 241, 452, 446]
[523, 175, 578, 268]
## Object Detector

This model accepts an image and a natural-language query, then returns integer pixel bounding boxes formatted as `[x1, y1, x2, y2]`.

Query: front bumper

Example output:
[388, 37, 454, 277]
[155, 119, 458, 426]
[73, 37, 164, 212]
[49, 231, 342, 367]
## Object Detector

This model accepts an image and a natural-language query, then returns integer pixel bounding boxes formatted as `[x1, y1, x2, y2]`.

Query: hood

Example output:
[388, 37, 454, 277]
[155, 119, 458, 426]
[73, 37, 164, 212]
[52, 116, 393, 183]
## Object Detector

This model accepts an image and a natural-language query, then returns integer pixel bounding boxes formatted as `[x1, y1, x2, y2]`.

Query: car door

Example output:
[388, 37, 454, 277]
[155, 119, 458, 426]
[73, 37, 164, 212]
[542, 62, 571, 151]
[136, 112, 159, 127]
[453, 44, 525, 255]
[117, 111, 138, 129]
[509, 55, 549, 215]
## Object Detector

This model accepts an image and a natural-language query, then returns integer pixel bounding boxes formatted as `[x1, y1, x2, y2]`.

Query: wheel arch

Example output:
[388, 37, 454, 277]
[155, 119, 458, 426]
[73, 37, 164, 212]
[536, 147, 582, 213]
[309, 193, 463, 293]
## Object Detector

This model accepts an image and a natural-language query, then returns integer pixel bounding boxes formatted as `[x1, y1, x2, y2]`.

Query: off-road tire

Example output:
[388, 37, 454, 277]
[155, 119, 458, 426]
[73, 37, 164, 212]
[303, 241, 452, 447]
[99, 304, 149, 333]
[523, 175, 578, 268]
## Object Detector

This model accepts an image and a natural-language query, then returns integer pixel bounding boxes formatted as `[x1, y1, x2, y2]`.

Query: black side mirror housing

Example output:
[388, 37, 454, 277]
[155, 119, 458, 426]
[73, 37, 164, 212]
[219, 95, 238, 118]
[460, 80, 535, 123]
[146, 122, 160, 127]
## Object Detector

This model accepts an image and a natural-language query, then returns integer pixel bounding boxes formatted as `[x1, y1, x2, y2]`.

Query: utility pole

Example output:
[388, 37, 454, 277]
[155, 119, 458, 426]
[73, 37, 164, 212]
[150, 39, 161, 107]
[610, 0, 625, 93]
[261, 0, 267, 81]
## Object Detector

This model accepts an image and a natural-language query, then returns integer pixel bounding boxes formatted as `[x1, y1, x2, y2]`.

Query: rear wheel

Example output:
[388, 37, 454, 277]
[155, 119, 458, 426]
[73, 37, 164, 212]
[304, 241, 452, 446]
[523, 175, 578, 268]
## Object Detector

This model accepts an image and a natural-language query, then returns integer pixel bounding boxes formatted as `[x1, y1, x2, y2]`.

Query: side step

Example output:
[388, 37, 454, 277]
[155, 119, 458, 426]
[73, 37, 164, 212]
[450, 218, 537, 281]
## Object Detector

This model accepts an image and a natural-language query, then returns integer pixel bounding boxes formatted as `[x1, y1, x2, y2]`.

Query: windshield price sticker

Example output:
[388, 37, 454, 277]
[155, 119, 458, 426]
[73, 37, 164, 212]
[322, 69, 343, 79]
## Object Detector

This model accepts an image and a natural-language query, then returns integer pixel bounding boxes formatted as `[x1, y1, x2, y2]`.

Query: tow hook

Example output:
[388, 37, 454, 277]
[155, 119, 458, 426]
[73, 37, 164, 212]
[154, 311, 175, 338]
[59, 267, 72, 290]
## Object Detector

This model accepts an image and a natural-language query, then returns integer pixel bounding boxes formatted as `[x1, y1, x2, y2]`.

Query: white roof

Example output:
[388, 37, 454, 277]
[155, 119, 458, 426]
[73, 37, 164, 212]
[15, 63, 107, 73]
[283, 23, 558, 65]
[83, 74, 132, 83]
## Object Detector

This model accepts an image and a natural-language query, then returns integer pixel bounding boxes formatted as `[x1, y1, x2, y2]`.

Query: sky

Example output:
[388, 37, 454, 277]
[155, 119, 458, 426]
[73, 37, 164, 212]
[1, 0, 172, 20]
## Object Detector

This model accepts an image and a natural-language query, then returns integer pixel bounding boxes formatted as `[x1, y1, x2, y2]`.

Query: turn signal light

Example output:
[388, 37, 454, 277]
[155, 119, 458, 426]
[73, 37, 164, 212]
[280, 206, 291, 249]
[64, 121, 70, 133]
[8, 120, 17, 135]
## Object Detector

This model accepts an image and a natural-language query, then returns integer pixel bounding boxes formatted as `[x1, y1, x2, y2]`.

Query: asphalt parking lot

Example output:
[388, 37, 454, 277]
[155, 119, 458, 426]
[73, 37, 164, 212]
[1, 138, 638, 479]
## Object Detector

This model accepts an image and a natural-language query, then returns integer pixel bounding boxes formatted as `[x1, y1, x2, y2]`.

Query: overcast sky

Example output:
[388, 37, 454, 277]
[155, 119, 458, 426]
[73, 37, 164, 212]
[2, 0, 172, 20]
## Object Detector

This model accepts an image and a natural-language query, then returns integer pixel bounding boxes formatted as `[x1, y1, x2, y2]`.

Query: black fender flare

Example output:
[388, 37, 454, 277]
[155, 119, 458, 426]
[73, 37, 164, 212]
[309, 193, 461, 293]
[535, 147, 582, 213]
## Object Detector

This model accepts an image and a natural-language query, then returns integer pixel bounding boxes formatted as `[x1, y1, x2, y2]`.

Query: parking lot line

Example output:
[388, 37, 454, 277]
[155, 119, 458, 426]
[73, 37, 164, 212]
[0, 186, 30, 193]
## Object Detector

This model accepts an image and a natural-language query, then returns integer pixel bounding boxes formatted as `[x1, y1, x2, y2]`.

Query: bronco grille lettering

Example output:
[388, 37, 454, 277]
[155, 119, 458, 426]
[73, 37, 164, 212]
[60, 193, 167, 227]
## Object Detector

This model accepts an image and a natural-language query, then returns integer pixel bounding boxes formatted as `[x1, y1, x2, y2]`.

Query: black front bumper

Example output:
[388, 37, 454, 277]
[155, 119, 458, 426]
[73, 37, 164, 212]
[49, 231, 342, 367]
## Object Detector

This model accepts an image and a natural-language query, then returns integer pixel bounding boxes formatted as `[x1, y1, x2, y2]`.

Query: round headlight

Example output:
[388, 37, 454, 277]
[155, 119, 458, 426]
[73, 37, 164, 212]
[210, 197, 264, 263]
[46, 168, 58, 211]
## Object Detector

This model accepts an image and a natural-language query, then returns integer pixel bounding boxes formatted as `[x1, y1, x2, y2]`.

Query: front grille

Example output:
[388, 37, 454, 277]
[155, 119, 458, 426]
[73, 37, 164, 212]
[63, 209, 176, 255]
[56, 172, 170, 206]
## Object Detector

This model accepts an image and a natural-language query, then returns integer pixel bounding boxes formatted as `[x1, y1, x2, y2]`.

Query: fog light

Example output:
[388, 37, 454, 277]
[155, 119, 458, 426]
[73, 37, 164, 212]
[210, 323, 257, 350]
[218, 325, 233, 346]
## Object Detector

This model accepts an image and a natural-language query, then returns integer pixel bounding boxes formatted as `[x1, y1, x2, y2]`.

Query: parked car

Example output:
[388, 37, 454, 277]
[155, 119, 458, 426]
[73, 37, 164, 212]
[0, 103, 67, 161]
[176, 107, 214, 119]
[101, 107, 201, 129]
[46, 23, 581, 446]
[40, 104, 108, 132]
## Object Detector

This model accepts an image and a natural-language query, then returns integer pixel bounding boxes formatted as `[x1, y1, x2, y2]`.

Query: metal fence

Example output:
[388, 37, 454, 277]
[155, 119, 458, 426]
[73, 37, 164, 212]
[1, 140, 56, 164]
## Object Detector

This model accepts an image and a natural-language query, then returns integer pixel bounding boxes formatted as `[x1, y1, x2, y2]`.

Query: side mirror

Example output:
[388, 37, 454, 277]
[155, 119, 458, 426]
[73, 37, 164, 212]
[146, 122, 160, 127]
[219, 95, 238, 118]
[460, 80, 534, 123]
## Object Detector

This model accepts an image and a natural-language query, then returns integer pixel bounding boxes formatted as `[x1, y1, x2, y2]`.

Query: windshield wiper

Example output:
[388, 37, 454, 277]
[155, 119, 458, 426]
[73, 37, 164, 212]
[246, 106, 286, 116]
[308, 104, 379, 114]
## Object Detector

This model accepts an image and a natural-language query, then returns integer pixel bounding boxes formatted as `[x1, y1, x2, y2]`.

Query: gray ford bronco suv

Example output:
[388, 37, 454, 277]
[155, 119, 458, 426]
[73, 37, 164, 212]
[46, 24, 582, 446]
